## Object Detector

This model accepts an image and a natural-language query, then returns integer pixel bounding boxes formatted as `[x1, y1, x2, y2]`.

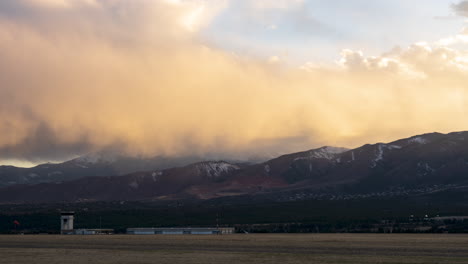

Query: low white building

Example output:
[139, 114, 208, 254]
[74, 229, 114, 235]
[127, 227, 235, 235]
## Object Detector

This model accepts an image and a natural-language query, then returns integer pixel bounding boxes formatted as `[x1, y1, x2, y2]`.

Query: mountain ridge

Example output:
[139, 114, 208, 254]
[0, 131, 467, 204]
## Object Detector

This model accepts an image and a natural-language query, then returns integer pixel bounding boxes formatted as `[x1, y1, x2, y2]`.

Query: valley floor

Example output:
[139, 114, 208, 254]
[0, 234, 467, 264]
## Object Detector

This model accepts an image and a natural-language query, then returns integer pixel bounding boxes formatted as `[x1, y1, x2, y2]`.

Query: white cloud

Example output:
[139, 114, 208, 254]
[332, 49, 425, 79]
[321, 36, 468, 80]
[436, 27, 468, 46]
[250, 0, 304, 10]
[177, 0, 228, 32]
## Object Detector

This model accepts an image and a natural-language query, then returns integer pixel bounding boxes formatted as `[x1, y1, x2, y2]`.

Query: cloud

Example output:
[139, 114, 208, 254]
[453, 1, 468, 17]
[0, 0, 468, 164]
[250, 0, 304, 10]
[224, 0, 327, 35]
[436, 27, 468, 46]
[23, 0, 100, 8]
[332, 42, 468, 79]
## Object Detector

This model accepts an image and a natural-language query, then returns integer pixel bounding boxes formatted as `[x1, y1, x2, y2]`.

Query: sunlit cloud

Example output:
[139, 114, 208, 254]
[436, 27, 468, 46]
[23, 0, 100, 8]
[0, 0, 468, 165]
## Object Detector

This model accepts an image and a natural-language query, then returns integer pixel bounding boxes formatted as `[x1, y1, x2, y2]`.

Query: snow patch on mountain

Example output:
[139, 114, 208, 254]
[371, 144, 401, 168]
[417, 162, 435, 176]
[28, 173, 39, 178]
[311, 147, 349, 159]
[387, 145, 402, 150]
[47, 171, 63, 177]
[374, 144, 385, 163]
[408, 137, 428, 144]
[196, 162, 240, 178]
[151, 171, 163, 182]
[295, 146, 349, 162]
[73, 152, 118, 165]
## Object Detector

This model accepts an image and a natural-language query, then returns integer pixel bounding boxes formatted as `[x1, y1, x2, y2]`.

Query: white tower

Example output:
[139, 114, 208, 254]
[61, 211, 75, 234]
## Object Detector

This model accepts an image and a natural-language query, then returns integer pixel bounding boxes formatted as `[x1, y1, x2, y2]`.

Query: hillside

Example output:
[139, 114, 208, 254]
[0, 131, 467, 204]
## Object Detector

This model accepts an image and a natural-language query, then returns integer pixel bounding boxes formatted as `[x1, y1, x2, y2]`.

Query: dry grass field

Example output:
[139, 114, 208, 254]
[0, 234, 467, 264]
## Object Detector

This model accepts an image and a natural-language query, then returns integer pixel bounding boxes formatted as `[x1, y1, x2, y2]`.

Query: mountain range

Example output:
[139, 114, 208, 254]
[0, 131, 468, 204]
[0, 152, 267, 188]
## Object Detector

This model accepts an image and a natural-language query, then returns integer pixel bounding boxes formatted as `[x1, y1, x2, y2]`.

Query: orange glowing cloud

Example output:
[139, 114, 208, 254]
[0, 0, 467, 164]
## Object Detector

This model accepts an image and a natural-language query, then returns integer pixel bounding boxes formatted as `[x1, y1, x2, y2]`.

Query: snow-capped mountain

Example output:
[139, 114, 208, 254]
[1, 131, 468, 203]
[0, 153, 222, 187]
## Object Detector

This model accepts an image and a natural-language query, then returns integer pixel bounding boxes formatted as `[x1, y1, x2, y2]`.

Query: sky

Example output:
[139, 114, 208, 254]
[1, 0, 468, 167]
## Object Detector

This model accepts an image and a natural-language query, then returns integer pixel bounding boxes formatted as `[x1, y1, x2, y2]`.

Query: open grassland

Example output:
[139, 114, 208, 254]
[0, 234, 467, 264]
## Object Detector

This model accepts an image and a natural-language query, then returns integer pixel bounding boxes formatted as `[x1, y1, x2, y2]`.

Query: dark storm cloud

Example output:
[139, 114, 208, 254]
[453, 1, 468, 17]
[0, 123, 92, 162]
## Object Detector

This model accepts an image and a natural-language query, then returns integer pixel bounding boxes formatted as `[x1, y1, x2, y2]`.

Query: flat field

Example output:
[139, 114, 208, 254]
[0, 234, 467, 264]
